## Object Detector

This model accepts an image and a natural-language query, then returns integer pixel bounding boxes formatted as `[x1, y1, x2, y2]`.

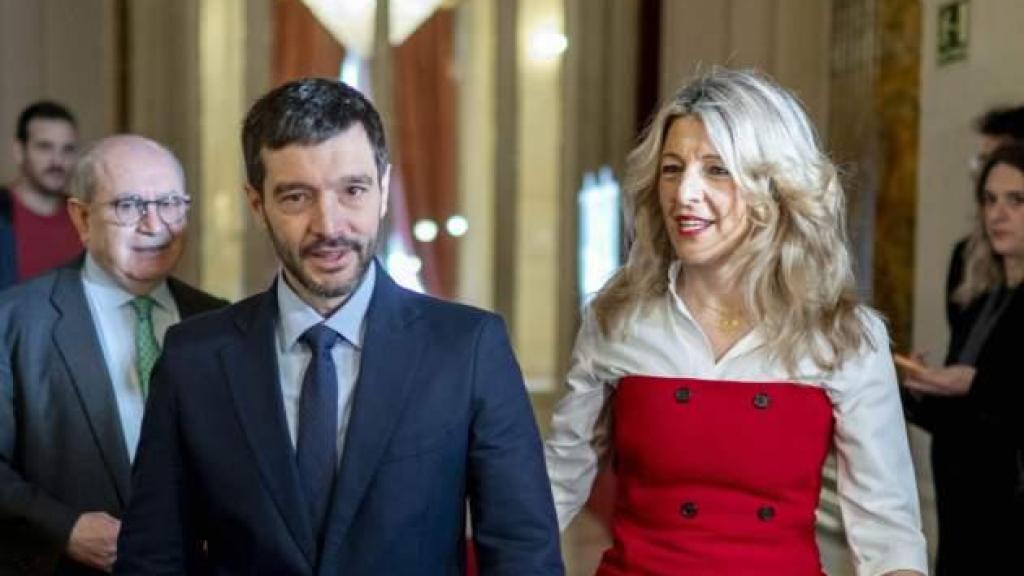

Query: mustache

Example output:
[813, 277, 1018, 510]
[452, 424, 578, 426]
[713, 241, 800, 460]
[300, 235, 365, 257]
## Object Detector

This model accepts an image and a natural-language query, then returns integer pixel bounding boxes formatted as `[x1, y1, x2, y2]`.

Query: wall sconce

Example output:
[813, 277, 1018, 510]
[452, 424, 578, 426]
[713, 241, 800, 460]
[413, 218, 439, 242]
[445, 215, 469, 237]
[528, 27, 567, 61]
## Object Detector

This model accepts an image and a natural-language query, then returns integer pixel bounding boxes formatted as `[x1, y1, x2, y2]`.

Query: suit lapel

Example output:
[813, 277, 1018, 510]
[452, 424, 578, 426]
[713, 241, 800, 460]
[167, 276, 224, 318]
[167, 277, 203, 318]
[50, 266, 132, 506]
[219, 288, 316, 567]
[320, 270, 422, 559]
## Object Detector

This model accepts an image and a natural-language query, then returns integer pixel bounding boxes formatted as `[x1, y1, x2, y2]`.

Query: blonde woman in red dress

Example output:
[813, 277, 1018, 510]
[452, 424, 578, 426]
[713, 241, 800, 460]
[545, 69, 928, 576]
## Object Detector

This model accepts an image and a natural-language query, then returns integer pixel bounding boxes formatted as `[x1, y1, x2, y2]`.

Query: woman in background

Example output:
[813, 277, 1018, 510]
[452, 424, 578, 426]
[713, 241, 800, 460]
[545, 68, 927, 575]
[903, 144, 1024, 575]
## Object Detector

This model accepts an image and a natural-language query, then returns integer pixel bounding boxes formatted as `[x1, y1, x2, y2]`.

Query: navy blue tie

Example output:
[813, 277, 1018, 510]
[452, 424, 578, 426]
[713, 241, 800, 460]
[297, 324, 340, 542]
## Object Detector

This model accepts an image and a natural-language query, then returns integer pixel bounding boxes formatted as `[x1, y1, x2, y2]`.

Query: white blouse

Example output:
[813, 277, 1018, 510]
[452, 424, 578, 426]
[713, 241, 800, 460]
[545, 262, 929, 576]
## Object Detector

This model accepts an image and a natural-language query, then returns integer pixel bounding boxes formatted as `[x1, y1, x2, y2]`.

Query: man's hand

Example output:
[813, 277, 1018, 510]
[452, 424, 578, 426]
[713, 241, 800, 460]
[901, 364, 976, 397]
[67, 512, 121, 572]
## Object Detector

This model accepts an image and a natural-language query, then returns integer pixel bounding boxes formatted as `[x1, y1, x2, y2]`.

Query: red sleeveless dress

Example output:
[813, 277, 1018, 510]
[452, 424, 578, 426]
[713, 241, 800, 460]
[596, 376, 834, 576]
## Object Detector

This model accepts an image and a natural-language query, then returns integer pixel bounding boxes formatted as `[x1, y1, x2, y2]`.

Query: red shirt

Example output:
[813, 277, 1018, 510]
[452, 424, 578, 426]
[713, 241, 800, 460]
[12, 193, 82, 281]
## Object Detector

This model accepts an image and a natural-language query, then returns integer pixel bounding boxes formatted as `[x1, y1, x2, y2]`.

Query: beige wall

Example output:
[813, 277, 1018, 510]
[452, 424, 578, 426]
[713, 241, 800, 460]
[913, 0, 1024, 357]
[125, 0, 203, 285]
[129, 0, 272, 296]
[454, 0, 496, 310]
[659, 0, 831, 132]
[199, 0, 248, 302]
[515, 0, 563, 392]
[0, 0, 118, 183]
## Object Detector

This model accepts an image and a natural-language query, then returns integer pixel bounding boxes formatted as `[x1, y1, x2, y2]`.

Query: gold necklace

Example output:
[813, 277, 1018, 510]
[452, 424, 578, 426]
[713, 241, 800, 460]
[705, 307, 745, 333]
[685, 295, 747, 334]
[714, 310, 745, 332]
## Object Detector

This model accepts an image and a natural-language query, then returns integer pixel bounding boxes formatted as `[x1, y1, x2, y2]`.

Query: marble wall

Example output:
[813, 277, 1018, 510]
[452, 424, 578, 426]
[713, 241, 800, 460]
[0, 0, 118, 182]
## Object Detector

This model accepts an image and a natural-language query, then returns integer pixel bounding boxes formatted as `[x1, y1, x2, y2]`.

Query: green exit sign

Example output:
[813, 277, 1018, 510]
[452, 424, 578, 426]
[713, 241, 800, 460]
[938, 1, 969, 65]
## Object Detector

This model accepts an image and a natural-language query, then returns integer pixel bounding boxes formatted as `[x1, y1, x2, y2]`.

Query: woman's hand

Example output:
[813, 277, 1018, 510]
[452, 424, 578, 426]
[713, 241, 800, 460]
[900, 364, 976, 396]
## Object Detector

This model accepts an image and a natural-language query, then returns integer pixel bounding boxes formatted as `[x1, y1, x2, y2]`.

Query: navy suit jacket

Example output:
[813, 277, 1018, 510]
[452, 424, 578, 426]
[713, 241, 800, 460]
[115, 268, 563, 575]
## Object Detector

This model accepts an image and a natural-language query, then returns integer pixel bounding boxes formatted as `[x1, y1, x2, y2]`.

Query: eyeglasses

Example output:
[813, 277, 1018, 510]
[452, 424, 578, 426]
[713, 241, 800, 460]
[105, 195, 192, 226]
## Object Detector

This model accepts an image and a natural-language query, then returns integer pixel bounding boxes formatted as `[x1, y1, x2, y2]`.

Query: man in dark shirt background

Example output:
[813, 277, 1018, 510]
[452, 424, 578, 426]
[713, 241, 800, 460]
[0, 101, 82, 289]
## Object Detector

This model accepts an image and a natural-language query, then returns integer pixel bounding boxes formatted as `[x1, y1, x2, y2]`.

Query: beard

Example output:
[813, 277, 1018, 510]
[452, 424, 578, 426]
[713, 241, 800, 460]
[268, 225, 378, 302]
[26, 165, 69, 197]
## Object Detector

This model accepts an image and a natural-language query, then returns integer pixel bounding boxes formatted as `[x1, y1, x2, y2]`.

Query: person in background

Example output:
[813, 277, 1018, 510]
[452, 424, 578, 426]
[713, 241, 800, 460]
[545, 68, 927, 576]
[0, 101, 82, 289]
[902, 143, 1024, 575]
[969, 106, 1024, 180]
[945, 105, 1024, 321]
[0, 135, 226, 574]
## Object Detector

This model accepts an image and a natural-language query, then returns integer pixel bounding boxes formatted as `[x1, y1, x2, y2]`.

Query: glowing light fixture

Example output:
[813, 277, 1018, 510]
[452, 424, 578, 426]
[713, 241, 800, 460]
[301, 0, 446, 56]
[528, 28, 568, 61]
[384, 236, 425, 293]
[445, 215, 469, 237]
[413, 219, 439, 243]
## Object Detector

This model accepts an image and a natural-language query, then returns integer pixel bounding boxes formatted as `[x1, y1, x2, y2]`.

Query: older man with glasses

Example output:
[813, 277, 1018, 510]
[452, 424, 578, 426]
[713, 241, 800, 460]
[0, 134, 226, 575]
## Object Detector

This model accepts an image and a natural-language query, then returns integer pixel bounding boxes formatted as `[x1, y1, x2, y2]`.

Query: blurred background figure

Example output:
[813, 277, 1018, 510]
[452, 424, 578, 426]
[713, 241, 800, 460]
[969, 106, 1024, 180]
[0, 101, 81, 290]
[946, 105, 1024, 318]
[902, 143, 1024, 575]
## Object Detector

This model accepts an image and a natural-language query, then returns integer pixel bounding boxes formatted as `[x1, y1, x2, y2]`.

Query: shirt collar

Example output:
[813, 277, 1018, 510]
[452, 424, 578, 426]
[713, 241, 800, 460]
[665, 260, 696, 321]
[81, 252, 175, 312]
[276, 260, 377, 350]
[664, 259, 764, 362]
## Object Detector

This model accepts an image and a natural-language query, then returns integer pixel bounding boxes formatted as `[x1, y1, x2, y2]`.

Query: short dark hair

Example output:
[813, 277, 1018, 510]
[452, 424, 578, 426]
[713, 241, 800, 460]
[975, 106, 1024, 143]
[16, 100, 77, 142]
[242, 78, 388, 192]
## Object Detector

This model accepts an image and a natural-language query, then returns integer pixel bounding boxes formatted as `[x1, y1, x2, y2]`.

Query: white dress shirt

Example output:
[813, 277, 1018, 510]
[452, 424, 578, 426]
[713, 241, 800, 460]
[275, 262, 375, 462]
[545, 261, 929, 576]
[80, 254, 180, 461]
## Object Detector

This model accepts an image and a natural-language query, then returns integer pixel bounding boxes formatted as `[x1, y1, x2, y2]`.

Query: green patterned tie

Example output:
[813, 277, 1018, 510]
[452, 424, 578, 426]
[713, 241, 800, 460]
[130, 296, 160, 398]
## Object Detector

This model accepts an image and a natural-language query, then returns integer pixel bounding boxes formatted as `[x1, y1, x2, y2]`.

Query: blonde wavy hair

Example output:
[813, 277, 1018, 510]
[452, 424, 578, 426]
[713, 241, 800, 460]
[591, 68, 869, 375]
[953, 144, 1024, 305]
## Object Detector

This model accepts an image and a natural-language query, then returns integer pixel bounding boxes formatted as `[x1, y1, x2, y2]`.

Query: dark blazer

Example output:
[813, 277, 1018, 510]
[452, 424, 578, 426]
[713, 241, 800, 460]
[0, 261, 227, 575]
[968, 287, 1024, 441]
[903, 243, 1024, 575]
[0, 187, 19, 290]
[115, 268, 563, 576]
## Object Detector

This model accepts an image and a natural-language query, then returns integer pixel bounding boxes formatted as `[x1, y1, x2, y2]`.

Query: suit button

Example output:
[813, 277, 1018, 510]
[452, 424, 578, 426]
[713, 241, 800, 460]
[675, 387, 691, 403]
[753, 392, 771, 409]
[679, 501, 699, 518]
[757, 505, 776, 521]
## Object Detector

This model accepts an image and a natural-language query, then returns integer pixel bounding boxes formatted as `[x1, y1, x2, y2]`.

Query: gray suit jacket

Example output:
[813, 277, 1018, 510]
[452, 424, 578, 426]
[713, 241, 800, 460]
[0, 261, 227, 575]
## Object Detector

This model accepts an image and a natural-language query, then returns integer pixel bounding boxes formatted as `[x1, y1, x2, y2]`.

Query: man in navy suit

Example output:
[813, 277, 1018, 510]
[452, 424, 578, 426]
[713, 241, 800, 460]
[115, 78, 563, 575]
